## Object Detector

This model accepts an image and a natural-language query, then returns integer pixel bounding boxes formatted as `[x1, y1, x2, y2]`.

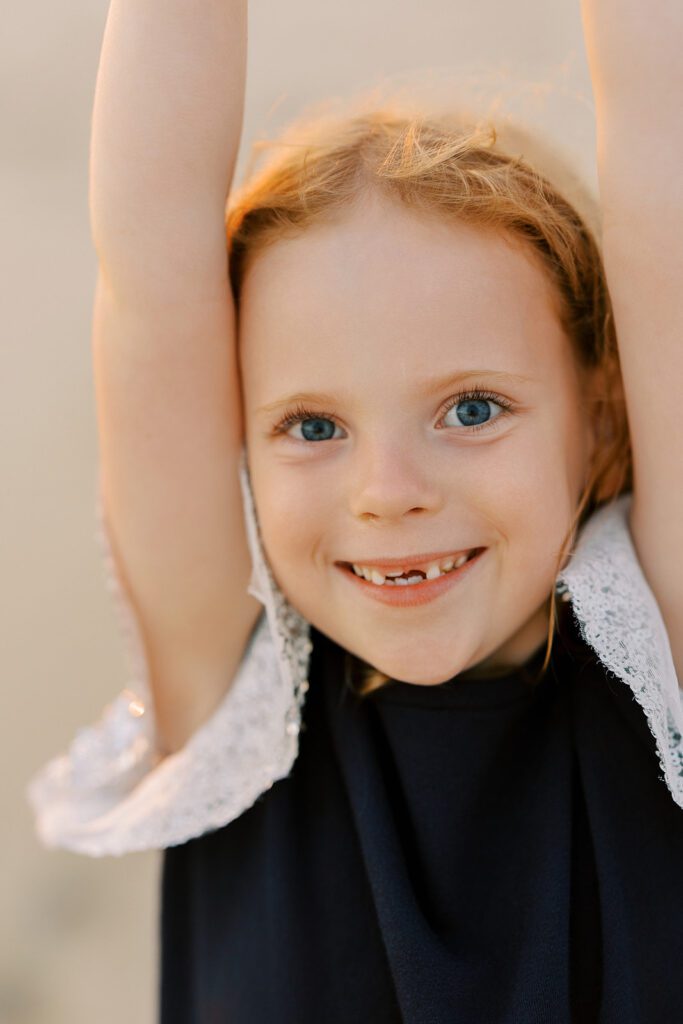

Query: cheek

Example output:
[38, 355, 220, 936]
[473, 433, 578, 565]
[472, 430, 568, 505]
[254, 467, 333, 568]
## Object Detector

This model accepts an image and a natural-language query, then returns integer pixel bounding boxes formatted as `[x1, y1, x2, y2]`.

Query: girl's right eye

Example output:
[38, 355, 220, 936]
[273, 403, 345, 443]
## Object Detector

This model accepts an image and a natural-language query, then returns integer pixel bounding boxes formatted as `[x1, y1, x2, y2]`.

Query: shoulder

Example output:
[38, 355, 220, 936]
[556, 492, 683, 811]
[557, 493, 674, 690]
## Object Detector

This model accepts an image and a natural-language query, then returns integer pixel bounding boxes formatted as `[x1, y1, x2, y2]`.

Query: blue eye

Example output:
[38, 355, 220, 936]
[272, 403, 343, 442]
[291, 416, 339, 442]
[442, 394, 506, 431]
[272, 389, 514, 443]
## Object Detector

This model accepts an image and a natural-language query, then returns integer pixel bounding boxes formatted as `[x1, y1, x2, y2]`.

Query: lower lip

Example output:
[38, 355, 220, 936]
[335, 549, 486, 608]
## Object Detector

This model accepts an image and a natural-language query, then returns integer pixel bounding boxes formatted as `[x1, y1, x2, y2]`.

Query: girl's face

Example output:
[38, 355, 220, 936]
[239, 191, 597, 685]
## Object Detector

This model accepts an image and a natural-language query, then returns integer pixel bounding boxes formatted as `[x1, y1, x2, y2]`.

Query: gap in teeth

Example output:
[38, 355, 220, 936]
[351, 551, 474, 586]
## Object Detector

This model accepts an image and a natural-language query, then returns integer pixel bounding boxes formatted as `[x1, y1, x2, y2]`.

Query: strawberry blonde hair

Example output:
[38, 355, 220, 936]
[225, 96, 632, 696]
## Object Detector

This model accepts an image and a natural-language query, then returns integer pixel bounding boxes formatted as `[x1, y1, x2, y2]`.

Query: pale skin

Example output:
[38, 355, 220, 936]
[89, 0, 683, 753]
[579, 0, 683, 687]
[240, 195, 596, 685]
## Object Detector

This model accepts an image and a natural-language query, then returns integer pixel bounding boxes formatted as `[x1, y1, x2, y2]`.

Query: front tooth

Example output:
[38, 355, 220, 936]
[353, 553, 472, 582]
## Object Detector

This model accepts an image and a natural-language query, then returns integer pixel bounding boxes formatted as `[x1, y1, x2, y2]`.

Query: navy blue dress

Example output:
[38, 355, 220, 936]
[158, 600, 683, 1023]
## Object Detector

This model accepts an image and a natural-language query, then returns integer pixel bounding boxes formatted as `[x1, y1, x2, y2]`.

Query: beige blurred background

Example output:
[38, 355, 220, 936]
[4, 1, 598, 1021]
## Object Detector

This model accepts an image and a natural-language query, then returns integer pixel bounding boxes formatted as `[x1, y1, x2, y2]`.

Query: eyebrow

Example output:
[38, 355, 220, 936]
[256, 370, 536, 415]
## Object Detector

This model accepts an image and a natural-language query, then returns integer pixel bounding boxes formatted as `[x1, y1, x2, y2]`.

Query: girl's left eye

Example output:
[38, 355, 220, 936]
[272, 389, 514, 443]
[439, 390, 513, 433]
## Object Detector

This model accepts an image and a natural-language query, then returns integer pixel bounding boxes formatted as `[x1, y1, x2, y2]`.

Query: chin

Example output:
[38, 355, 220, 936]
[370, 652, 465, 687]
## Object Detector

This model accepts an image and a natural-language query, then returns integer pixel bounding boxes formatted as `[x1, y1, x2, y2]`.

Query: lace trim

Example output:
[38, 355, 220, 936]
[557, 492, 683, 808]
[25, 453, 312, 856]
[238, 444, 313, 743]
[26, 461, 682, 856]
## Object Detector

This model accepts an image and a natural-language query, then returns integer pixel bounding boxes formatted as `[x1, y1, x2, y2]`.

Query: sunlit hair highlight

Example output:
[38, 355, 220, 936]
[225, 96, 632, 698]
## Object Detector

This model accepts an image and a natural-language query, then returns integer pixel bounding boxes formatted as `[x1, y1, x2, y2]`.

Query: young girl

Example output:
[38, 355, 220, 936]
[28, 0, 683, 1020]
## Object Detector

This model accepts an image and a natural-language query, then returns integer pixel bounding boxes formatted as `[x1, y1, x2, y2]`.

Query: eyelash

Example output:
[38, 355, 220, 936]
[271, 388, 515, 441]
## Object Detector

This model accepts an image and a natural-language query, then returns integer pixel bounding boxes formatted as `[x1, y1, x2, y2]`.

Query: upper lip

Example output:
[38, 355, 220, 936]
[337, 548, 480, 571]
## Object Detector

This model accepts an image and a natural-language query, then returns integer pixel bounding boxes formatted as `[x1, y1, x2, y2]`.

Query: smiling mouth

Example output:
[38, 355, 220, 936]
[338, 548, 485, 586]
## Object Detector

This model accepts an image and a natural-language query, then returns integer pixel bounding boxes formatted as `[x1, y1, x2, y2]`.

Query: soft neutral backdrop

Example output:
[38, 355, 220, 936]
[4, 2, 597, 1021]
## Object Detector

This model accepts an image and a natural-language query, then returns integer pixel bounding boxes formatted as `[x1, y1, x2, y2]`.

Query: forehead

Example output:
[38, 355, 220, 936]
[238, 194, 570, 401]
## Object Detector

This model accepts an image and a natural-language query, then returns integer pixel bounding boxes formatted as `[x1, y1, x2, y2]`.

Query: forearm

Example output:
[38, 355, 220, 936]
[580, 0, 683, 132]
[89, 0, 247, 285]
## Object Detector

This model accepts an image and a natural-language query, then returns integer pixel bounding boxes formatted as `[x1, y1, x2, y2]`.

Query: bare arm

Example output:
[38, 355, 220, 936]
[89, 0, 263, 756]
[580, 0, 683, 683]
[90, 0, 247, 292]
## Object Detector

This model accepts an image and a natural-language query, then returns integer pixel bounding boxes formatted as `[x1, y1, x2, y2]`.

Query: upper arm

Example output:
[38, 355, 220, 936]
[593, 126, 683, 685]
[92, 252, 263, 755]
[580, 0, 683, 683]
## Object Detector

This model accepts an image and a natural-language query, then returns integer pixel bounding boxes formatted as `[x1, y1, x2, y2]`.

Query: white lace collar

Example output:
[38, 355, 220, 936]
[27, 446, 683, 856]
[237, 444, 683, 809]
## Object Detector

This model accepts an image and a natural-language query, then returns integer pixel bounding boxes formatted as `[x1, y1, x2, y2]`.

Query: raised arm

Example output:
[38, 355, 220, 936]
[90, 0, 248, 287]
[580, 0, 683, 684]
[89, 0, 263, 756]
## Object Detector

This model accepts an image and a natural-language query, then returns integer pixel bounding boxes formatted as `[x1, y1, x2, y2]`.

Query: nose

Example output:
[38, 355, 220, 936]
[347, 439, 445, 523]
